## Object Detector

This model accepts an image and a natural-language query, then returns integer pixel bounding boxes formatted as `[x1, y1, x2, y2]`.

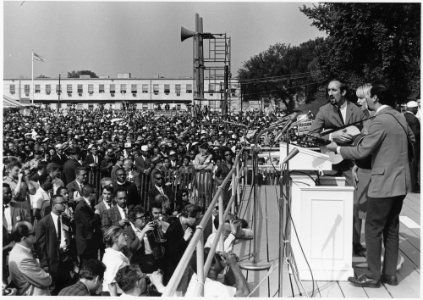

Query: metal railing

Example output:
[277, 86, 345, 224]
[162, 149, 246, 297]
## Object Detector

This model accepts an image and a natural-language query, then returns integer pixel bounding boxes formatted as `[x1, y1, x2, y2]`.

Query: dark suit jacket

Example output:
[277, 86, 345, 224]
[310, 101, 367, 171]
[135, 156, 151, 173]
[83, 154, 102, 170]
[163, 219, 189, 285]
[51, 153, 67, 165]
[66, 180, 93, 204]
[148, 184, 173, 211]
[74, 199, 102, 257]
[113, 181, 140, 207]
[101, 205, 125, 232]
[35, 213, 72, 277]
[94, 201, 112, 218]
[63, 158, 81, 185]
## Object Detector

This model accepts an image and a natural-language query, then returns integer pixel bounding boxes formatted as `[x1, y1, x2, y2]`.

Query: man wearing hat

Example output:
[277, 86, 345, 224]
[404, 101, 420, 192]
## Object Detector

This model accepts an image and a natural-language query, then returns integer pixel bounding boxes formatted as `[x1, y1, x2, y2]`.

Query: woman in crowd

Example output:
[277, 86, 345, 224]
[101, 226, 130, 296]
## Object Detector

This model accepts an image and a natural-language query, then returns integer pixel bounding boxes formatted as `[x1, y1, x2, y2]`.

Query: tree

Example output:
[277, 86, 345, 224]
[237, 38, 326, 110]
[67, 70, 99, 78]
[301, 3, 420, 102]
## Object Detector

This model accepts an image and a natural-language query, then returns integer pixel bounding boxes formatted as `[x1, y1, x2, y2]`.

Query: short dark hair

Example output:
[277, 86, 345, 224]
[12, 221, 32, 242]
[114, 187, 128, 198]
[370, 83, 394, 106]
[56, 186, 68, 196]
[51, 194, 64, 205]
[76, 166, 88, 175]
[128, 205, 145, 223]
[150, 200, 163, 211]
[79, 259, 106, 280]
[115, 265, 144, 292]
[98, 184, 111, 194]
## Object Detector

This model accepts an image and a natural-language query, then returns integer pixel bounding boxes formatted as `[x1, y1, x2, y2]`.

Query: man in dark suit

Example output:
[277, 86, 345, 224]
[404, 101, 420, 192]
[113, 168, 140, 208]
[63, 148, 82, 185]
[74, 185, 102, 264]
[310, 78, 367, 256]
[328, 83, 414, 287]
[148, 171, 173, 209]
[51, 144, 67, 166]
[67, 167, 93, 206]
[163, 204, 201, 285]
[101, 188, 130, 233]
[134, 145, 151, 174]
[35, 195, 75, 294]
[83, 146, 102, 172]
[94, 186, 114, 217]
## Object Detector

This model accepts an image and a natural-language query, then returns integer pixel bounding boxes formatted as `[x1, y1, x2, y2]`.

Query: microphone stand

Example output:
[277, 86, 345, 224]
[239, 122, 285, 276]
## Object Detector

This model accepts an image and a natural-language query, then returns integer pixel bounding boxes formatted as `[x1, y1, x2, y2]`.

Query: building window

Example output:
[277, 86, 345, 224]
[56, 84, 62, 95]
[88, 104, 94, 110]
[175, 84, 181, 96]
[99, 84, 105, 93]
[209, 83, 215, 95]
[77, 104, 83, 109]
[35, 84, 41, 93]
[164, 84, 170, 95]
[88, 84, 94, 95]
[46, 85, 51, 95]
[110, 84, 115, 96]
[120, 84, 126, 94]
[153, 84, 159, 95]
[186, 84, 192, 93]
[142, 84, 148, 93]
[131, 84, 137, 95]
[177, 104, 181, 110]
[24, 85, 30, 96]
[77, 84, 83, 96]
[67, 84, 73, 96]
[10, 84, 15, 95]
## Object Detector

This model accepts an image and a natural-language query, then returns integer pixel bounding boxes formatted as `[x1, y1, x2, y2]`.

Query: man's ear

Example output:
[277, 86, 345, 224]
[341, 89, 347, 97]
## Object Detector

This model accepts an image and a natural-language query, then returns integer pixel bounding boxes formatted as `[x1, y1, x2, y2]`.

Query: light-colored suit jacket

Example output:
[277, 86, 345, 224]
[8, 243, 52, 295]
[340, 107, 413, 198]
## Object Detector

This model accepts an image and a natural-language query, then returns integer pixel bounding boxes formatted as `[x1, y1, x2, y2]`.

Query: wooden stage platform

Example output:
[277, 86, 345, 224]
[234, 185, 421, 298]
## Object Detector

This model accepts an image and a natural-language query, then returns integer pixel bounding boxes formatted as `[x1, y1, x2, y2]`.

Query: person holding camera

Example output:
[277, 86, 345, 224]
[162, 204, 202, 285]
[124, 205, 164, 274]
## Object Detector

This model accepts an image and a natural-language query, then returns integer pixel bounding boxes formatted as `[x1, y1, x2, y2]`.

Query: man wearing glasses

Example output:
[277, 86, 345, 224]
[148, 172, 173, 209]
[8, 221, 52, 295]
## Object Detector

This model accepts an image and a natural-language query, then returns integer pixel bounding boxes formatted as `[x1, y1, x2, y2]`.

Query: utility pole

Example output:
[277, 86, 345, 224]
[57, 74, 61, 112]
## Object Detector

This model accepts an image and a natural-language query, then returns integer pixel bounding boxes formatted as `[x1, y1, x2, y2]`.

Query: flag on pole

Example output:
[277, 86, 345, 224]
[33, 52, 45, 62]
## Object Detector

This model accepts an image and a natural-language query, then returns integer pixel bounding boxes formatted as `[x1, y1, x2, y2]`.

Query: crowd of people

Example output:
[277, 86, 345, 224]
[2, 106, 267, 296]
[2, 80, 420, 295]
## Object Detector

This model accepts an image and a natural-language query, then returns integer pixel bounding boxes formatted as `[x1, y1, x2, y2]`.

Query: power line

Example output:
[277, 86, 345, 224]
[240, 80, 325, 97]
[231, 72, 314, 84]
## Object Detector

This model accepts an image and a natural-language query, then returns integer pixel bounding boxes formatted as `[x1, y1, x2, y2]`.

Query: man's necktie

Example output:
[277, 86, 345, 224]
[57, 216, 62, 243]
[337, 107, 344, 125]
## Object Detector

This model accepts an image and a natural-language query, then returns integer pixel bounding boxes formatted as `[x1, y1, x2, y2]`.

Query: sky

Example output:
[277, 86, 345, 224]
[3, 1, 326, 79]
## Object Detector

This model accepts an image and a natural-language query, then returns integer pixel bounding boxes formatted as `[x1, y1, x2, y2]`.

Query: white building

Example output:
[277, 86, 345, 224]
[3, 73, 240, 112]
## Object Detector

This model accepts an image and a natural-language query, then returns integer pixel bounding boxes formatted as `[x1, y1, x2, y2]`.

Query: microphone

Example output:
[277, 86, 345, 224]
[274, 112, 300, 141]
[280, 148, 300, 165]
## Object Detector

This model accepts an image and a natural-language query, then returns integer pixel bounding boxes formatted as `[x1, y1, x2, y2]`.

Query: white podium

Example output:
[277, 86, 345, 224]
[289, 175, 354, 281]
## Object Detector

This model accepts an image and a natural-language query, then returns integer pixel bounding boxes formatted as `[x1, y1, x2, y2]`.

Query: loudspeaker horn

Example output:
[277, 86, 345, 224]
[181, 26, 196, 42]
